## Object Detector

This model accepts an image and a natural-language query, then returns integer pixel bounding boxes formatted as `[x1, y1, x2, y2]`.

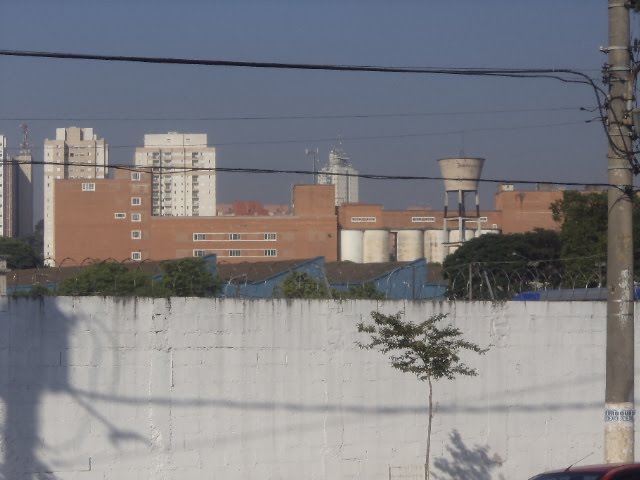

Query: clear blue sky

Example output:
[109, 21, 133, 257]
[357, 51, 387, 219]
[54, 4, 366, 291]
[0, 1, 616, 218]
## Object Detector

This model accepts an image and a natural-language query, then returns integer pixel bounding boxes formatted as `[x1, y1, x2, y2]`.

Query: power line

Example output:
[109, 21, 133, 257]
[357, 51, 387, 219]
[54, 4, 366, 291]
[1, 49, 632, 169]
[3, 157, 614, 189]
[4, 120, 593, 151]
[0, 49, 601, 80]
[0, 106, 588, 122]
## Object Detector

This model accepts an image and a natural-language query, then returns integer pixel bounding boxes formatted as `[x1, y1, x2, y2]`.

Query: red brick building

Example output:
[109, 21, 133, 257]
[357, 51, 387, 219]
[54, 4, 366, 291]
[54, 171, 337, 264]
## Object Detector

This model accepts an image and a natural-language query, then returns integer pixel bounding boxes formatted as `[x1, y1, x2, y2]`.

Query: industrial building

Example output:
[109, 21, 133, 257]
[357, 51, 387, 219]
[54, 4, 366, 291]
[47, 160, 564, 265]
[52, 171, 337, 264]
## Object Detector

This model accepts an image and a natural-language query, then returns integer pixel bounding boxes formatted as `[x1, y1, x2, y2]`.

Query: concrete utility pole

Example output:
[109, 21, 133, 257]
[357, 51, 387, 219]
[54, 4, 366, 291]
[605, 0, 635, 463]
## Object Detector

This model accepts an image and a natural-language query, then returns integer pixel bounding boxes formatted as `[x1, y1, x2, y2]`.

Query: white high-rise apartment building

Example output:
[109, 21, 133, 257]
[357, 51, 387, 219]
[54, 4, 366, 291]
[44, 127, 108, 266]
[134, 132, 216, 217]
[0, 135, 6, 236]
[317, 148, 359, 206]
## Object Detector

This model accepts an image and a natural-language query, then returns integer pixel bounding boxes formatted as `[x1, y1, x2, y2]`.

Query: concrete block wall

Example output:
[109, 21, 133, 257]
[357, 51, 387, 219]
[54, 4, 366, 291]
[0, 298, 633, 479]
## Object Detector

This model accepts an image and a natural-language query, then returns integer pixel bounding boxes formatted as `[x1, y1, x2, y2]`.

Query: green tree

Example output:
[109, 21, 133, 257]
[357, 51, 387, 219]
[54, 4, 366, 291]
[550, 190, 640, 284]
[277, 272, 331, 298]
[0, 236, 42, 269]
[334, 282, 385, 300]
[11, 284, 52, 298]
[57, 262, 155, 296]
[23, 219, 44, 261]
[442, 229, 562, 299]
[357, 311, 487, 480]
[550, 190, 608, 283]
[160, 257, 220, 297]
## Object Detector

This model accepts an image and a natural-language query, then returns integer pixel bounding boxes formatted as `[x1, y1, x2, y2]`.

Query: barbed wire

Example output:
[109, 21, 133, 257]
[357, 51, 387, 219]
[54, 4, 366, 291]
[3, 256, 626, 301]
[443, 255, 611, 301]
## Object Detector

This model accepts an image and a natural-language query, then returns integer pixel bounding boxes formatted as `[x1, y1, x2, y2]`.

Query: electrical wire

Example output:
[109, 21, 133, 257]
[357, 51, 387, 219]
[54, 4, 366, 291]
[0, 49, 633, 172]
[3, 120, 594, 151]
[3, 157, 616, 190]
[0, 106, 588, 122]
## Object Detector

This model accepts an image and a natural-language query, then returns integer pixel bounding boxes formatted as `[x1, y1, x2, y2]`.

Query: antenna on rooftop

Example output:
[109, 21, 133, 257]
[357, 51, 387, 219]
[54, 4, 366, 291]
[19, 123, 29, 151]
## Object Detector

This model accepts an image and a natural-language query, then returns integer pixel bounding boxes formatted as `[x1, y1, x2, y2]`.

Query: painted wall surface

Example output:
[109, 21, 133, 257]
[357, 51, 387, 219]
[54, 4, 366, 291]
[0, 299, 633, 479]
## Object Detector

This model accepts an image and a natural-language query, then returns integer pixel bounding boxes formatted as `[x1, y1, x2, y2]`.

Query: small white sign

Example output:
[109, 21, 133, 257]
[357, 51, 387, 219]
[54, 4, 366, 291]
[605, 408, 635, 423]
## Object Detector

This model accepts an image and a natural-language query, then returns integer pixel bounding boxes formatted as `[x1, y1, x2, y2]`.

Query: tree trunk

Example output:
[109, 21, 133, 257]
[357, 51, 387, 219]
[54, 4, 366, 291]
[425, 376, 433, 480]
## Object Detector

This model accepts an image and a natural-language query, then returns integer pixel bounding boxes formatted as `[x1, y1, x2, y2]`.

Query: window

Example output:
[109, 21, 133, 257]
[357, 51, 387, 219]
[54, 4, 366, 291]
[479, 216, 488, 222]
[351, 216, 376, 223]
[265, 249, 277, 257]
[131, 252, 142, 261]
[114, 213, 126, 219]
[229, 249, 241, 257]
[229, 233, 241, 241]
[193, 233, 206, 241]
[131, 230, 142, 240]
[264, 233, 277, 241]
[131, 197, 141, 206]
[131, 172, 141, 181]
[411, 216, 435, 223]
[193, 250, 206, 257]
[81, 182, 95, 192]
[131, 213, 142, 222]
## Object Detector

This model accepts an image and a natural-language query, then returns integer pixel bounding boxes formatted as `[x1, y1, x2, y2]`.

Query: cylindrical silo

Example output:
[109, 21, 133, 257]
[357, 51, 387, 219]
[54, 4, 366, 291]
[363, 230, 390, 263]
[340, 230, 364, 263]
[448, 229, 475, 243]
[438, 157, 485, 192]
[476, 228, 501, 238]
[424, 230, 445, 264]
[397, 230, 424, 262]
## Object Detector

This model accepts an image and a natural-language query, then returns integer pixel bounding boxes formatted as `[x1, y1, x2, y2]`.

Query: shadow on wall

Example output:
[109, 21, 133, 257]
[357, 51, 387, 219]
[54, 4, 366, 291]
[0, 298, 69, 479]
[0, 298, 146, 479]
[433, 430, 505, 480]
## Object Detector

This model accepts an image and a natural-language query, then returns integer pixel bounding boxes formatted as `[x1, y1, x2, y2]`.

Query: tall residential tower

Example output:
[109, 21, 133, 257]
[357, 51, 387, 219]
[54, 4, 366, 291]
[134, 132, 216, 217]
[14, 124, 34, 238]
[0, 135, 7, 236]
[317, 148, 359, 206]
[44, 127, 108, 265]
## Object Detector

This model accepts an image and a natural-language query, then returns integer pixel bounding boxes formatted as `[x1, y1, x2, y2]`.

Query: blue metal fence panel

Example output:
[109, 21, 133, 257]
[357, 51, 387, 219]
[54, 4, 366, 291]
[223, 257, 327, 298]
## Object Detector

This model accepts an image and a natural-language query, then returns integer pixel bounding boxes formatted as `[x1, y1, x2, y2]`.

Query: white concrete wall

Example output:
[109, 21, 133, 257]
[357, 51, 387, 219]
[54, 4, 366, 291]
[0, 298, 634, 479]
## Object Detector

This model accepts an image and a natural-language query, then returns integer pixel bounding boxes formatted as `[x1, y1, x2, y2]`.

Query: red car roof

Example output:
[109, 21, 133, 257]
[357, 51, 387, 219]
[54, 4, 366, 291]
[533, 463, 640, 478]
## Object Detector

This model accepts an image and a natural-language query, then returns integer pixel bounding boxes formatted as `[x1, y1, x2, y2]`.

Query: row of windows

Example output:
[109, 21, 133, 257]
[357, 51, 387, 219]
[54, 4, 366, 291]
[411, 217, 435, 223]
[194, 249, 277, 258]
[114, 213, 142, 222]
[351, 217, 376, 223]
[193, 232, 277, 241]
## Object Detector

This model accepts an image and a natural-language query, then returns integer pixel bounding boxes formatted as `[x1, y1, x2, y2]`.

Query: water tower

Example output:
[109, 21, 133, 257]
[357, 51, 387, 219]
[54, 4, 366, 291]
[438, 157, 485, 256]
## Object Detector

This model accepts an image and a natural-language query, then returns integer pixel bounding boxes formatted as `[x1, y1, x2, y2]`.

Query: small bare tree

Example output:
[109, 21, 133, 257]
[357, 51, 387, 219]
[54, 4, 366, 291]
[356, 310, 488, 480]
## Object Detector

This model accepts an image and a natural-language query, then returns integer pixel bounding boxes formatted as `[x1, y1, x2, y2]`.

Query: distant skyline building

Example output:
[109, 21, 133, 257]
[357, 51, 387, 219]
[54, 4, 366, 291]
[134, 132, 216, 217]
[14, 124, 34, 238]
[0, 128, 35, 239]
[317, 148, 359, 206]
[43, 127, 109, 265]
[0, 135, 7, 236]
